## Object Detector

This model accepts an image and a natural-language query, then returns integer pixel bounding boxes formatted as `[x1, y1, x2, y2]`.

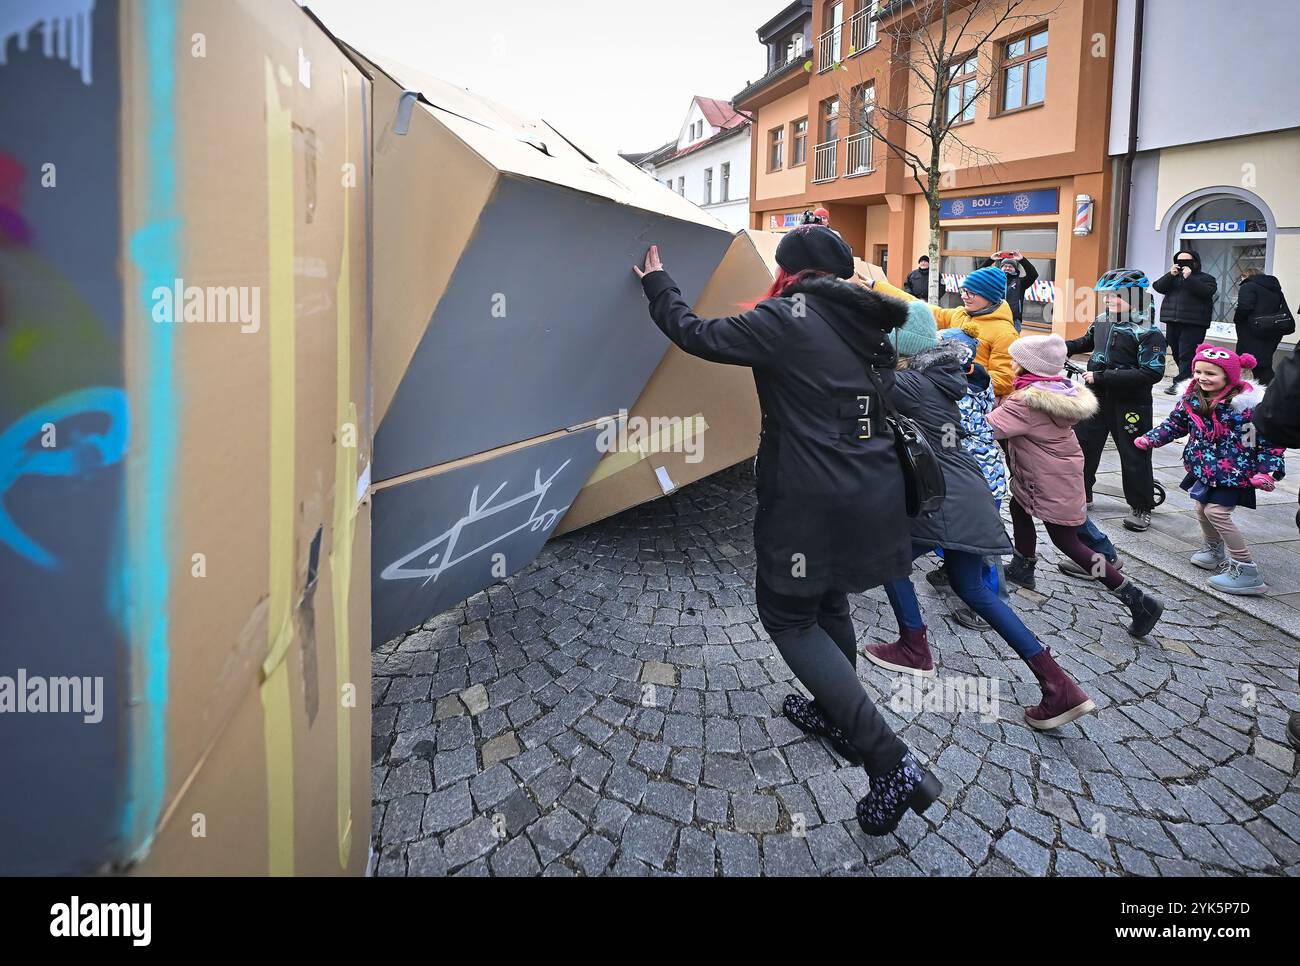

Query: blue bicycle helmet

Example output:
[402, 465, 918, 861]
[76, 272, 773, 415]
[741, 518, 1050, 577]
[1095, 268, 1149, 291]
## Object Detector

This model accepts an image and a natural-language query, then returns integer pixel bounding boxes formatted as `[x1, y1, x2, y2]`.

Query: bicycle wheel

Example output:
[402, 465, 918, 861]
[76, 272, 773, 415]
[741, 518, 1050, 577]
[1152, 481, 1166, 507]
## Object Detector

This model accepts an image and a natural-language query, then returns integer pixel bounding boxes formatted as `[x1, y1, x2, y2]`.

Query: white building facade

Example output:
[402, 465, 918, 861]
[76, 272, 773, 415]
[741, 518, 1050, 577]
[635, 96, 752, 231]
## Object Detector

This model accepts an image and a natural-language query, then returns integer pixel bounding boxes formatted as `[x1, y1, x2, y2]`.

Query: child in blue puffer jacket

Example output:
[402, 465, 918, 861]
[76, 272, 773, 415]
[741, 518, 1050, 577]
[1137, 344, 1285, 595]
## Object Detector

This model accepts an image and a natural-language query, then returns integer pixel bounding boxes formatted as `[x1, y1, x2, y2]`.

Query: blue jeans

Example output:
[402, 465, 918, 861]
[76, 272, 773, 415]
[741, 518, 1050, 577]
[1077, 517, 1116, 562]
[885, 547, 1044, 661]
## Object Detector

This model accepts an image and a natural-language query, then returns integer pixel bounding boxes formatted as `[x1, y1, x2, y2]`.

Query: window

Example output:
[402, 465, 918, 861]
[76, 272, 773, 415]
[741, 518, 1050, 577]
[769, 126, 785, 171]
[820, 95, 840, 142]
[720, 162, 730, 202]
[940, 225, 1057, 324]
[850, 82, 875, 132]
[782, 31, 804, 65]
[791, 117, 808, 166]
[703, 167, 713, 205]
[999, 26, 1047, 112]
[945, 53, 979, 124]
[676, 176, 684, 195]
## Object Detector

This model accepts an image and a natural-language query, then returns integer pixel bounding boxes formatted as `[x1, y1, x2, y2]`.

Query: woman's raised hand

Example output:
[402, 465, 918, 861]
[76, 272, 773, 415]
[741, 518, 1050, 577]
[633, 245, 664, 279]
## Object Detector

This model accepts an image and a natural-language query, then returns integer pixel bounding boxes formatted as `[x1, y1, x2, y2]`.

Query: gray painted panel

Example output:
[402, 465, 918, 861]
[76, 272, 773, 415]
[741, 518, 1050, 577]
[374, 175, 731, 479]
[0, 0, 125, 874]
[1110, 0, 1300, 156]
[371, 427, 604, 644]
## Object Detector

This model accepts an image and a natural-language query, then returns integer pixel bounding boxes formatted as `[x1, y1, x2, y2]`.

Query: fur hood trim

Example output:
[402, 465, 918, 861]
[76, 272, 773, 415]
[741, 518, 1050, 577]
[1012, 382, 1099, 422]
[783, 275, 910, 332]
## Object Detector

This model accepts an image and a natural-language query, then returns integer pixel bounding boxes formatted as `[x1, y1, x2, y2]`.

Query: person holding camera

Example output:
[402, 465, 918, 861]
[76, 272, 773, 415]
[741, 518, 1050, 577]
[976, 251, 1039, 333]
[1153, 248, 1217, 394]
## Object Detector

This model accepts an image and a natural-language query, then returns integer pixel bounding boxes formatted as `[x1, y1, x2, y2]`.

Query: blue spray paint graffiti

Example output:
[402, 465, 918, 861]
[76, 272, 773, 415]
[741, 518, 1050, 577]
[118, 0, 177, 861]
[0, 386, 128, 568]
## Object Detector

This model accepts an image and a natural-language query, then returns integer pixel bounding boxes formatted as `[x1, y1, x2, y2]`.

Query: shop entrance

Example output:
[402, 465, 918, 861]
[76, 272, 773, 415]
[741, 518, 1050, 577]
[1174, 197, 1268, 341]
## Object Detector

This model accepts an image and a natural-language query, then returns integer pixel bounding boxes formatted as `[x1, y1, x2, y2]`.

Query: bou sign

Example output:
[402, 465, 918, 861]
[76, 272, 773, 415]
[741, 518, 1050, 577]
[1183, 220, 1245, 234]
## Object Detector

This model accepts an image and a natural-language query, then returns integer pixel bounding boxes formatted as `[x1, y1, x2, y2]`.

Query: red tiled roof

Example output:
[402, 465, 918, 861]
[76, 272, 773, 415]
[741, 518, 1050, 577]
[694, 95, 747, 131]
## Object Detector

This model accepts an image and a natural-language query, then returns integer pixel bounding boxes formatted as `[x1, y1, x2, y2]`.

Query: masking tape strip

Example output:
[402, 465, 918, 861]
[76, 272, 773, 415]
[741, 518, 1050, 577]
[582, 414, 709, 488]
[329, 74, 357, 870]
[262, 58, 296, 877]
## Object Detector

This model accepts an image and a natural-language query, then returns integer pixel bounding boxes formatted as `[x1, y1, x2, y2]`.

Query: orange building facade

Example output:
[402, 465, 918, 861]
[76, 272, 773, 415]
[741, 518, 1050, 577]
[735, 0, 1117, 338]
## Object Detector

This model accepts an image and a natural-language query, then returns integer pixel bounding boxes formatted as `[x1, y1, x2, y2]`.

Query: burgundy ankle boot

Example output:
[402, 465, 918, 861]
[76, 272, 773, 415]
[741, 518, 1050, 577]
[864, 625, 935, 677]
[1024, 648, 1095, 730]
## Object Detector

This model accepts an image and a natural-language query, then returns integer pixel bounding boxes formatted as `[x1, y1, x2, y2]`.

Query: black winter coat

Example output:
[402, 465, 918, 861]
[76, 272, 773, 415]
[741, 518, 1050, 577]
[892, 345, 1013, 557]
[1233, 273, 1288, 357]
[1152, 249, 1217, 326]
[640, 269, 912, 596]
[1065, 311, 1167, 400]
[904, 267, 946, 300]
[1254, 347, 1300, 449]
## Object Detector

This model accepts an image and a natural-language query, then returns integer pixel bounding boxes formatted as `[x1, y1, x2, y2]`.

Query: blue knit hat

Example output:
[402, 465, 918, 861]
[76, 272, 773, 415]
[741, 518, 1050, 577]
[892, 300, 939, 357]
[962, 266, 1007, 304]
[938, 323, 980, 367]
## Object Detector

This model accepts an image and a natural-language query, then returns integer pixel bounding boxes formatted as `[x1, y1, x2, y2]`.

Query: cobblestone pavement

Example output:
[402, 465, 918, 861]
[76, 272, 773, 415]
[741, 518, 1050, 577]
[370, 463, 1300, 877]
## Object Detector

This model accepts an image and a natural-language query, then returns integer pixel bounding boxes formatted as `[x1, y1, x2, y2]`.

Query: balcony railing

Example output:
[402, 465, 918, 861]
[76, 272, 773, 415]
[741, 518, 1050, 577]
[813, 138, 838, 183]
[848, 6, 878, 56]
[816, 24, 841, 72]
[845, 130, 874, 176]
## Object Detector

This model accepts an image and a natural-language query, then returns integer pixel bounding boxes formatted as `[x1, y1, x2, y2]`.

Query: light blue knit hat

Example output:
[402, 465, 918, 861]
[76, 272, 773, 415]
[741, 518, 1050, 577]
[893, 300, 939, 357]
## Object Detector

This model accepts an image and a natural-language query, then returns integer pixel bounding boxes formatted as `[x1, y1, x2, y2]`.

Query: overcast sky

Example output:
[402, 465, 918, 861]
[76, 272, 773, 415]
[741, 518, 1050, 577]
[307, 0, 780, 155]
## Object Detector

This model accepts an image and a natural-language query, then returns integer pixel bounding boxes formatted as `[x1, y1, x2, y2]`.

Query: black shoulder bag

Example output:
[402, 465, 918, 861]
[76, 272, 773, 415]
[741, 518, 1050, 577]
[1250, 296, 1295, 337]
[862, 363, 947, 517]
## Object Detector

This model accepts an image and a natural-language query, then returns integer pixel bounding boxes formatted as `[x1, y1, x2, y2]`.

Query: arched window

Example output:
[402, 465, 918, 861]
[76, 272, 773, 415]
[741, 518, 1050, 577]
[1174, 196, 1269, 335]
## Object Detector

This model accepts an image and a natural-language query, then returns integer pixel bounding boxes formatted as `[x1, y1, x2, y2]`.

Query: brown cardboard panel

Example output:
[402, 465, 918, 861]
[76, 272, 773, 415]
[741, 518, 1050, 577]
[123, 0, 370, 874]
[362, 57, 499, 426]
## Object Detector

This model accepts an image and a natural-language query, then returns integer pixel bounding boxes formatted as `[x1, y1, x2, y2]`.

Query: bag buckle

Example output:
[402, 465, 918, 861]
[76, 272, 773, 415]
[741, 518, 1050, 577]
[857, 395, 871, 439]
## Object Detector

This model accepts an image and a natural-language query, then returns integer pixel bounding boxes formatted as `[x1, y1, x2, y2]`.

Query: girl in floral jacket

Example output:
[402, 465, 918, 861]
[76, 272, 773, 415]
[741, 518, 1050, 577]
[1137, 344, 1286, 594]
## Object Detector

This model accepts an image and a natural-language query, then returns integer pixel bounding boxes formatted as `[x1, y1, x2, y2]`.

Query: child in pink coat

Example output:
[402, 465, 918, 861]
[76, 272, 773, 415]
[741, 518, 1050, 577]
[987, 335, 1165, 637]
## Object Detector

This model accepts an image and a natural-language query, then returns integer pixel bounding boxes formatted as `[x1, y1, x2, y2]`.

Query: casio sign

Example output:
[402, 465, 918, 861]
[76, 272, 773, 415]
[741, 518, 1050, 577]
[1183, 220, 1245, 233]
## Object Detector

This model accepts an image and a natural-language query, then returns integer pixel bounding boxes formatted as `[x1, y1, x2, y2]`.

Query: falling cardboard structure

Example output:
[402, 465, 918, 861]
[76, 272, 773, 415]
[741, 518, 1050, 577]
[355, 48, 736, 645]
[556, 228, 888, 534]
[0, 0, 371, 875]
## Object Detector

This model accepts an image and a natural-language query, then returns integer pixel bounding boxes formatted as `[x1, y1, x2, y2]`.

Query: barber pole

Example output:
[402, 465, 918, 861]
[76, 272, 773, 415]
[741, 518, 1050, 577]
[1073, 194, 1094, 236]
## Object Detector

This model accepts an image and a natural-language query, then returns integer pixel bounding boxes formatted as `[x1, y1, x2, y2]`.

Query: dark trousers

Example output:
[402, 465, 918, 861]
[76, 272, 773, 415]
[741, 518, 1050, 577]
[1074, 395, 1155, 511]
[1164, 321, 1209, 382]
[755, 575, 908, 777]
[1009, 498, 1125, 589]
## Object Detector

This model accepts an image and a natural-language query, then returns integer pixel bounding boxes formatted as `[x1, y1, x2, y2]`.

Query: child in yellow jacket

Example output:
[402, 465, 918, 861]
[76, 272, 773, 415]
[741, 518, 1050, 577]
[867, 266, 1020, 399]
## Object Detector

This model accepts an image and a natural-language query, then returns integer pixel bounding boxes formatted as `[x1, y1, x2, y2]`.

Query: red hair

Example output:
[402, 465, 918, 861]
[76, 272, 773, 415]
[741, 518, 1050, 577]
[740, 267, 834, 309]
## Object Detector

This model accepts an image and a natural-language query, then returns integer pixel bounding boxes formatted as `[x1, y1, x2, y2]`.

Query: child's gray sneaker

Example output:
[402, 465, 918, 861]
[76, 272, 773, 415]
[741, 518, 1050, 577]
[1208, 559, 1267, 595]
[1190, 541, 1226, 571]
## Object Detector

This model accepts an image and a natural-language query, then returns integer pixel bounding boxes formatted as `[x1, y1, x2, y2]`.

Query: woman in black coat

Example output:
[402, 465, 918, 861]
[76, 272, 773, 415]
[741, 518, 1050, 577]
[863, 341, 1094, 731]
[634, 226, 941, 835]
[1233, 269, 1289, 384]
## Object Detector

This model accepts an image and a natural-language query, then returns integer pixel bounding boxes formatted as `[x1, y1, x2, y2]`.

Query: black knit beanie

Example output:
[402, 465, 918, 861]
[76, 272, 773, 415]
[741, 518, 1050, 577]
[775, 224, 855, 279]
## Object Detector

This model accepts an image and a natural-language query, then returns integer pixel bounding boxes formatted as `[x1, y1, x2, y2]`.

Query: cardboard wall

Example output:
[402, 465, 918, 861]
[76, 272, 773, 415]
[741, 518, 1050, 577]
[360, 52, 735, 645]
[1, 0, 372, 875]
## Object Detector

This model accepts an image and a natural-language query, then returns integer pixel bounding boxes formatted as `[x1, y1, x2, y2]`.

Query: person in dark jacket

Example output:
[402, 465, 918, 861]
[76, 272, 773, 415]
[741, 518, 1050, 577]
[1067, 268, 1167, 531]
[1253, 348, 1300, 750]
[863, 341, 1095, 730]
[903, 254, 946, 301]
[1233, 268, 1290, 384]
[976, 251, 1039, 332]
[634, 225, 942, 835]
[1153, 247, 1218, 393]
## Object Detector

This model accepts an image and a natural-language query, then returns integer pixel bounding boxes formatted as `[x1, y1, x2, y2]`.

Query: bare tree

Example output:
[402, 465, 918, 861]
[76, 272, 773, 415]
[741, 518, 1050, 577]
[827, 0, 1051, 303]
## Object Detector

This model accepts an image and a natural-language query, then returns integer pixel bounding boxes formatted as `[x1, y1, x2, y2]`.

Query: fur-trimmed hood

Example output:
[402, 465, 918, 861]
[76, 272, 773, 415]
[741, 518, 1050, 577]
[783, 274, 909, 367]
[1172, 379, 1266, 412]
[902, 342, 969, 402]
[1011, 381, 1099, 425]
[782, 275, 909, 332]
